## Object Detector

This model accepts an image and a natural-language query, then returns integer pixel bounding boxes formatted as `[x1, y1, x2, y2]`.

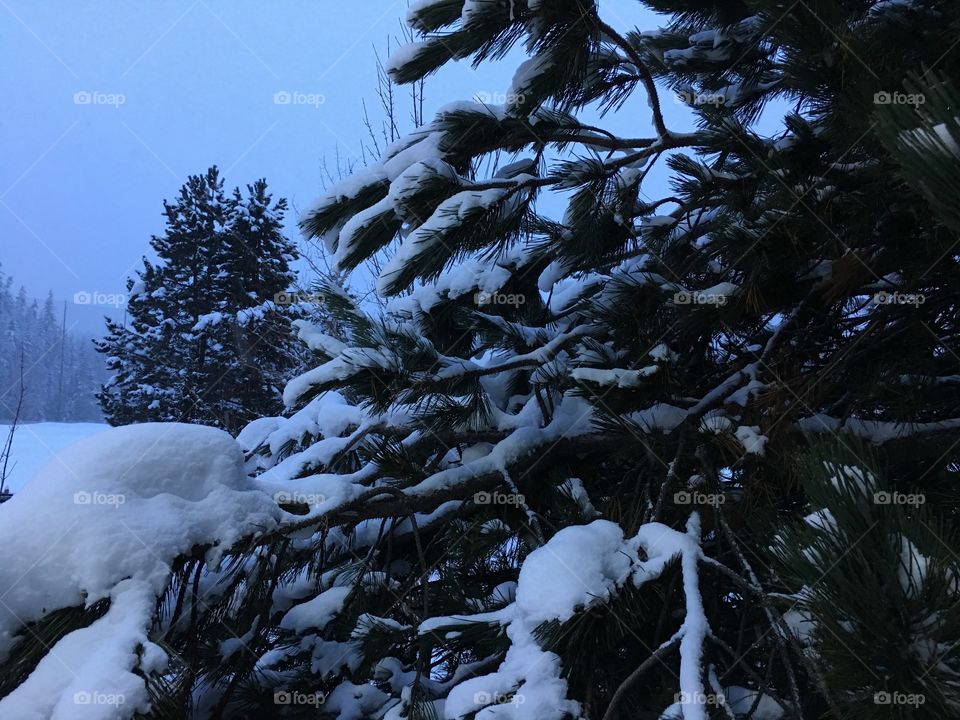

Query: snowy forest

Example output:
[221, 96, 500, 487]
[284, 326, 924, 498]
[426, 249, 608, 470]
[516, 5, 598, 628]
[0, 268, 106, 423]
[2, 1, 960, 719]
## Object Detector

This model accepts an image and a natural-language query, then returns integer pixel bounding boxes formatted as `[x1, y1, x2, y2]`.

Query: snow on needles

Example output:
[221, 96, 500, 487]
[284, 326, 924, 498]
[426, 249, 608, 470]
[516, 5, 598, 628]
[437, 517, 715, 720]
[376, 187, 511, 296]
[0, 424, 279, 720]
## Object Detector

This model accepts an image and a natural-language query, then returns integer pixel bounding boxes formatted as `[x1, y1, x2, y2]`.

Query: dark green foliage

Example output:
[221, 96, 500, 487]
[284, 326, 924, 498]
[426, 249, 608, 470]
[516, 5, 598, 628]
[96, 167, 304, 433]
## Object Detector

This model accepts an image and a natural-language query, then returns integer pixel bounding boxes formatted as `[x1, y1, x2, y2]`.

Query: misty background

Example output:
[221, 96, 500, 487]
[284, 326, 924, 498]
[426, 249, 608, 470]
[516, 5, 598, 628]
[1, 0, 692, 424]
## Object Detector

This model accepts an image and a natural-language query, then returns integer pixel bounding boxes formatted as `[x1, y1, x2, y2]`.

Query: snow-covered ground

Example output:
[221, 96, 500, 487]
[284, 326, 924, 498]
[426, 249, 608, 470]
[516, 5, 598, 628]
[0, 422, 108, 493]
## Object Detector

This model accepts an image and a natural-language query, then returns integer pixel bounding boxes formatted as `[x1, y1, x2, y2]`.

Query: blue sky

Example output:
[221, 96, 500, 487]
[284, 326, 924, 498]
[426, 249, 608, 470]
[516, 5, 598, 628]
[2, 0, 683, 334]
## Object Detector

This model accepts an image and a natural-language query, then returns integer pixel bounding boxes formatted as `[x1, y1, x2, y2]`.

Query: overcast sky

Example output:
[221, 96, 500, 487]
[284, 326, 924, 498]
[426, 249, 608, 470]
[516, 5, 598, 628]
[2, 0, 676, 334]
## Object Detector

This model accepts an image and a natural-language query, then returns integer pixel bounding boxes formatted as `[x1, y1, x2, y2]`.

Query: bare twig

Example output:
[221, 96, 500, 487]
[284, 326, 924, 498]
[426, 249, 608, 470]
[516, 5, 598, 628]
[0, 348, 26, 496]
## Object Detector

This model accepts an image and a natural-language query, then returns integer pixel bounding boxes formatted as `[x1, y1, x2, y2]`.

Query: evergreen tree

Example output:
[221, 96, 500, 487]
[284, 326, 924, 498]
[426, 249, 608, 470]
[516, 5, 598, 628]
[211, 180, 301, 431]
[36, 293, 61, 420]
[96, 167, 303, 433]
[218, 1, 957, 717]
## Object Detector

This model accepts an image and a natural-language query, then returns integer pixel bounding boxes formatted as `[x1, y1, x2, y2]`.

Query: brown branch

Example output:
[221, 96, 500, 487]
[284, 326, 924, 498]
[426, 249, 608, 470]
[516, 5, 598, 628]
[601, 634, 681, 720]
[595, 19, 669, 139]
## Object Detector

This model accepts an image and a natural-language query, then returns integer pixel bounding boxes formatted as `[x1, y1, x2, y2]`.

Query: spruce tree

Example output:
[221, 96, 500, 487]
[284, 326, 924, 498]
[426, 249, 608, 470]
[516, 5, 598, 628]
[96, 167, 302, 433]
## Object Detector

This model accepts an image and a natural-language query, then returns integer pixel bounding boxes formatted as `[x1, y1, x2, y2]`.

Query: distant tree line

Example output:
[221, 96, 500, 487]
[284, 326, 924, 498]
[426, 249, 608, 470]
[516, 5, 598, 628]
[0, 266, 107, 423]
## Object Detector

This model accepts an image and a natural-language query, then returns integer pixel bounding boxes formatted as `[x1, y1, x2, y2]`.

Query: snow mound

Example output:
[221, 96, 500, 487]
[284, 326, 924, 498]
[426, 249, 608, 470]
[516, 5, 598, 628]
[515, 521, 631, 624]
[0, 423, 280, 719]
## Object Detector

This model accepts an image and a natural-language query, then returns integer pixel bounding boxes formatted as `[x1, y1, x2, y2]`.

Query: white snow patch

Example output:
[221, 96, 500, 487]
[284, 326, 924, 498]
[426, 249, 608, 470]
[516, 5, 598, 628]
[280, 586, 352, 634]
[0, 423, 279, 718]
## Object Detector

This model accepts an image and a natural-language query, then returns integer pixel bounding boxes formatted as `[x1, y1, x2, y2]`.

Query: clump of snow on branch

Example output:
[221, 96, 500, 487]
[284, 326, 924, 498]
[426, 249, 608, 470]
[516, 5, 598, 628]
[0, 424, 279, 719]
